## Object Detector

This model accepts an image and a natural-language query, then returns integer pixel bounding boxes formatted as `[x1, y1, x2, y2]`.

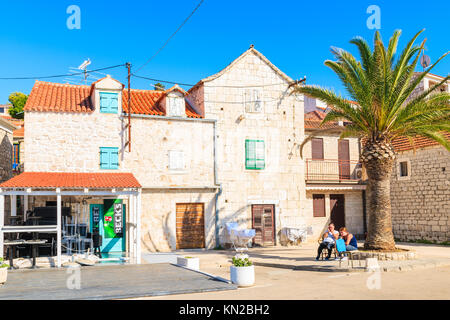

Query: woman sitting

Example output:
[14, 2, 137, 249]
[338, 227, 358, 260]
[315, 223, 339, 261]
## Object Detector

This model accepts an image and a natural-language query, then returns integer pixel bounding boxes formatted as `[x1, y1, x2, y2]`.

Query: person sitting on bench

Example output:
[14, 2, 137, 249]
[316, 223, 339, 261]
[337, 227, 358, 260]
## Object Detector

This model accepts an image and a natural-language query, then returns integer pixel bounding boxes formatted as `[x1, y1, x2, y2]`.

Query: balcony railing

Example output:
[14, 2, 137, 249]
[306, 159, 363, 182]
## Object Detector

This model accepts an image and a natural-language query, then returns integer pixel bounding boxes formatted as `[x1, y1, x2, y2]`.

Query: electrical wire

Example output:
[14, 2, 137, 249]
[0, 64, 126, 80]
[134, 0, 205, 74]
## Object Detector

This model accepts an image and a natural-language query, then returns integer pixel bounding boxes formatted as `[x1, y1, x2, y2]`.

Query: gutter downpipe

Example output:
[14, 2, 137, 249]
[213, 120, 222, 249]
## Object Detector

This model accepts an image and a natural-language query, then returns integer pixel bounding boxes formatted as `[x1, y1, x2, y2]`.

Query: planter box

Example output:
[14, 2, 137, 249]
[177, 257, 200, 271]
[0, 268, 7, 284]
[230, 265, 254, 287]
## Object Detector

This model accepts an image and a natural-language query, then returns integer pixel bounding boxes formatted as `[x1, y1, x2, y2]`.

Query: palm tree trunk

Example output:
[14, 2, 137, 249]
[362, 143, 397, 250]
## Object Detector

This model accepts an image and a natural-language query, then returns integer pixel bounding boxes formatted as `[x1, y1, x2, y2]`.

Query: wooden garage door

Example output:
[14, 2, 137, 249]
[176, 203, 205, 249]
[252, 204, 275, 246]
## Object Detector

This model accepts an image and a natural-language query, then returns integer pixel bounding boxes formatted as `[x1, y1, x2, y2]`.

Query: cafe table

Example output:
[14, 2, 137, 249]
[4, 240, 25, 269]
[23, 239, 48, 268]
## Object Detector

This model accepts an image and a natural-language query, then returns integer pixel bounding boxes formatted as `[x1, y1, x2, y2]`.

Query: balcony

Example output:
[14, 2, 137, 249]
[305, 159, 363, 183]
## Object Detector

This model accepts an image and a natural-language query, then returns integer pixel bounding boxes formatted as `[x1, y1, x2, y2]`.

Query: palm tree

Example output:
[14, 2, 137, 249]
[294, 30, 450, 250]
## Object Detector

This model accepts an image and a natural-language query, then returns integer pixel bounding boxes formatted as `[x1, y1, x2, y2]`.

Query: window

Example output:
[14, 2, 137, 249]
[167, 96, 185, 117]
[0, 107, 4, 113]
[244, 89, 263, 113]
[13, 144, 19, 170]
[169, 150, 185, 170]
[311, 138, 324, 160]
[245, 139, 265, 170]
[313, 194, 326, 217]
[100, 92, 119, 114]
[400, 161, 408, 177]
[100, 147, 119, 169]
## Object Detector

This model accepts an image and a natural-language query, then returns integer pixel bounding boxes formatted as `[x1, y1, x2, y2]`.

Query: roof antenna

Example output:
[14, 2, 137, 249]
[77, 59, 91, 85]
[420, 54, 431, 72]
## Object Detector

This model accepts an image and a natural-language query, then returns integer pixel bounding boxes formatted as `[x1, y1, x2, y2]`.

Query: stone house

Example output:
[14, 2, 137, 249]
[390, 73, 450, 243]
[1, 76, 217, 260]
[302, 110, 365, 238]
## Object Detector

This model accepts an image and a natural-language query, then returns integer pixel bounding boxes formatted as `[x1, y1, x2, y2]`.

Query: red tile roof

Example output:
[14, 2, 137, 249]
[391, 132, 450, 152]
[13, 126, 24, 138]
[0, 172, 141, 189]
[304, 111, 346, 130]
[24, 81, 202, 118]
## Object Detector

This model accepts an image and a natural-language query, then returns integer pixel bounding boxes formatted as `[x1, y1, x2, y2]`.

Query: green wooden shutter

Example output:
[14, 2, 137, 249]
[246, 139, 264, 170]
[100, 147, 119, 169]
[100, 92, 118, 113]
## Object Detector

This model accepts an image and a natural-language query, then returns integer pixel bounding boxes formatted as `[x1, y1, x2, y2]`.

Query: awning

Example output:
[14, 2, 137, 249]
[0, 172, 141, 189]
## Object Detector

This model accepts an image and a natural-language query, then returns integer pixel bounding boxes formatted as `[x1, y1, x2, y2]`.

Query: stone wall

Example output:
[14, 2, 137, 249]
[24, 110, 217, 251]
[390, 146, 450, 242]
[0, 127, 13, 183]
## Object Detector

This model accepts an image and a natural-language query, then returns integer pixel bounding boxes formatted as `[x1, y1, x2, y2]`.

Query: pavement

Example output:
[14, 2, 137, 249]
[134, 241, 450, 300]
[0, 263, 236, 300]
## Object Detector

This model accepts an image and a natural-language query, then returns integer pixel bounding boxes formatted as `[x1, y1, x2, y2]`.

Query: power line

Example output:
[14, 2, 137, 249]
[0, 64, 126, 80]
[134, 0, 205, 74]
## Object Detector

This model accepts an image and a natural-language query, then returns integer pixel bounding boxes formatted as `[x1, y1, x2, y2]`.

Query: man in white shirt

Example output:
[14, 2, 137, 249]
[316, 223, 339, 260]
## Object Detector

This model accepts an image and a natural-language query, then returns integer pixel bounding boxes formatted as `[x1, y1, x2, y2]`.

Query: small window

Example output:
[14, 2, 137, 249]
[245, 139, 265, 170]
[313, 194, 326, 217]
[244, 89, 263, 113]
[169, 150, 185, 170]
[0, 107, 4, 113]
[100, 92, 119, 114]
[167, 96, 185, 117]
[400, 161, 408, 177]
[100, 147, 119, 169]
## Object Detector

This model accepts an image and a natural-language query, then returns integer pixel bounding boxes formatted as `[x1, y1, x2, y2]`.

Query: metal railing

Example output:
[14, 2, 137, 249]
[305, 159, 362, 182]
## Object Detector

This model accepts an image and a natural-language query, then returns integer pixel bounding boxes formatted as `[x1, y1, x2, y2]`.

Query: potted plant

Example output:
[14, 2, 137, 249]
[0, 258, 9, 285]
[177, 256, 200, 271]
[230, 256, 254, 287]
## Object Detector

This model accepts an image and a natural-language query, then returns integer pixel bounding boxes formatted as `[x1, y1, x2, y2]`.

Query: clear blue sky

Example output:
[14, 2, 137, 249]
[0, 0, 449, 103]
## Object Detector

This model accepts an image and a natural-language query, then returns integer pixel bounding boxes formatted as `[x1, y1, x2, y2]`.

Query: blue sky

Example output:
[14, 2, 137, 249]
[0, 0, 449, 103]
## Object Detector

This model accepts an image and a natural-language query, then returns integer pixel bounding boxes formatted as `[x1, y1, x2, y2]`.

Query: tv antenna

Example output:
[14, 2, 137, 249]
[77, 58, 91, 84]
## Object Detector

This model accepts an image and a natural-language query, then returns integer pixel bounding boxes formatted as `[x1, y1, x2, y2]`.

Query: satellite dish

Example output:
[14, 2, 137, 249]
[420, 55, 431, 69]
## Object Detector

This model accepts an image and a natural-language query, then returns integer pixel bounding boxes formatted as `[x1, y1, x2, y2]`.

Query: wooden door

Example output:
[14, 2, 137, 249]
[330, 195, 345, 230]
[176, 203, 205, 249]
[252, 204, 275, 246]
[338, 139, 350, 179]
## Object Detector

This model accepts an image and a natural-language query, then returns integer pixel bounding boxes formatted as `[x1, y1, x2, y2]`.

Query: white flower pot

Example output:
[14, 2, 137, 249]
[0, 268, 7, 284]
[177, 257, 200, 271]
[230, 265, 255, 287]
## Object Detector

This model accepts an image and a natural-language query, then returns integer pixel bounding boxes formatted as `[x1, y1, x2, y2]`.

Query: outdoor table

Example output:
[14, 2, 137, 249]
[27, 216, 42, 226]
[7, 216, 24, 226]
[4, 240, 25, 269]
[23, 240, 48, 268]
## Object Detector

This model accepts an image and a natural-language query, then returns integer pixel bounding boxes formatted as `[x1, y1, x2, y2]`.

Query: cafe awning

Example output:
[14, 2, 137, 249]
[0, 172, 141, 189]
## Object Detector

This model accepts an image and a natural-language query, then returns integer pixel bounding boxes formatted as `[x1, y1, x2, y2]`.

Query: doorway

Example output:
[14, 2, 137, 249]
[252, 204, 275, 246]
[330, 194, 345, 230]
[338, 139, 350, 180]
[90, 199, 126, 253]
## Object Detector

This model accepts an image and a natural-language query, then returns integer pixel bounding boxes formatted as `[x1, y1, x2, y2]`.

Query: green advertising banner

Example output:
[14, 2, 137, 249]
[103, 199, 123, 239]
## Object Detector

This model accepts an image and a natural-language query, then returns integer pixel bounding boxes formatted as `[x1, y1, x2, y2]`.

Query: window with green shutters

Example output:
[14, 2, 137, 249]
[100, 92, 119, 114]
[245, 139, 265, 170]
[100, 147, 119, 169]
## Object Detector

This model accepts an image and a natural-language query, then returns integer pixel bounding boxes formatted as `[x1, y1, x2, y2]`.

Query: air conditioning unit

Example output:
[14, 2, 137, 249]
[355, 167, 363, 179]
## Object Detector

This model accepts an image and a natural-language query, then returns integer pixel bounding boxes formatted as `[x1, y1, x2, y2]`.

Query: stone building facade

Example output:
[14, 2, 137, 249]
[0, 117, 15, 183]
[391, 138, 450, 242]
[390, 73, 450, 243]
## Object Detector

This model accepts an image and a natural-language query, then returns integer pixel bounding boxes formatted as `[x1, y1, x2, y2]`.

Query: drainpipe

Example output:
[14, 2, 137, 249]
[362, 190, 367, 235]
[213, 120, 222, 248]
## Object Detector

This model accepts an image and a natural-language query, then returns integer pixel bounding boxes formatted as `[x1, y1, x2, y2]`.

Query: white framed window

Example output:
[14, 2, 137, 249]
[243, 89, 264, 113]
[169, 150, 185, 171]
[167, 96, 185, 117]
[397, 158, 411, 180]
